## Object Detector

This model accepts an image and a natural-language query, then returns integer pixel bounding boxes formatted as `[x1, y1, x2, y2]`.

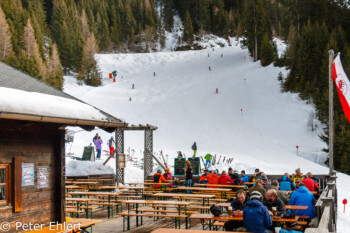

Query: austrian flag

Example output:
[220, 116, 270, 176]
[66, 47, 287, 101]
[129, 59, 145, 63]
[332, 54, 350, 123]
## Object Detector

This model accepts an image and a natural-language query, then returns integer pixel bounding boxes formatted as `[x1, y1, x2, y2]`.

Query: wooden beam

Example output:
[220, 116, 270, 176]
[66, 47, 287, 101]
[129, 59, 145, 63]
[13, 157, 22, 212]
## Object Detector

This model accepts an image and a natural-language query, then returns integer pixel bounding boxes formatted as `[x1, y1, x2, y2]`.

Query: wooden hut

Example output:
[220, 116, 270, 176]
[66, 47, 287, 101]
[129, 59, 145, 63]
[0, 62, 127, 232]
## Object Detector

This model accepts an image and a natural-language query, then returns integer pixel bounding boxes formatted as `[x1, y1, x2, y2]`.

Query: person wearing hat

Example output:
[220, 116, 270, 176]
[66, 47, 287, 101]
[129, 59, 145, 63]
[163, 168, 173, 188]
[240, 170, 249, 183]
[228, 169, 242, 185]
[291, 168, 304, 183]
[199, 169, 209, 184]
[243, 191, 273, 233]
[260, 175, 269, 188]
[248, 179, 266, 197]
[153, 169, 166, 188]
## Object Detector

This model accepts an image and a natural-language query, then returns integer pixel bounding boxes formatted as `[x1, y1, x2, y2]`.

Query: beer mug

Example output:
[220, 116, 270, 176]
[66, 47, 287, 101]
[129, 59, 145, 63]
[228, 206, 233, 216]
[272, 207, 277, 217]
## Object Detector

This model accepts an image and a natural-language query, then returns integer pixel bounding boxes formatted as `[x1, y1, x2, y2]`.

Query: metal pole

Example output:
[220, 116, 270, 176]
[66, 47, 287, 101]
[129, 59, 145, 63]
[329, 50, 334, 174]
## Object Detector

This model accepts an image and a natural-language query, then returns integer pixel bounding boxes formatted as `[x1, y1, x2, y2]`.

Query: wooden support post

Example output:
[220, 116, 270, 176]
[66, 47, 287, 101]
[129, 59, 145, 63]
[12, 157, 22, 212]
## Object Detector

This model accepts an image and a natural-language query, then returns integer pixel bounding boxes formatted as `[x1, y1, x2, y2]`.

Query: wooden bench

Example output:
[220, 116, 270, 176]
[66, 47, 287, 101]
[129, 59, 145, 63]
[283, 224, 302, 231]
[65, 208, 85, 217]
[118, 212, 188, 231]
[138, 208, 198, 215]
[213, 221, 225, 230]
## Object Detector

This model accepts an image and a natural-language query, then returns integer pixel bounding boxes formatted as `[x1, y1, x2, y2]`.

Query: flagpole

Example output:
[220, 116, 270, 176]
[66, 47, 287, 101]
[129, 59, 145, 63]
[329, 49, 334, 174]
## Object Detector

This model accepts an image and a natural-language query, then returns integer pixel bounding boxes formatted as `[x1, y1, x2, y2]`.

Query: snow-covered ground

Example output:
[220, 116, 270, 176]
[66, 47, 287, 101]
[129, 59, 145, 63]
[63, 41, 350, 232]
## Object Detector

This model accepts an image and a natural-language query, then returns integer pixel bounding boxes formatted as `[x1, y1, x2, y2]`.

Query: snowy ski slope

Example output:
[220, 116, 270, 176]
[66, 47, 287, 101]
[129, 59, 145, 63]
[63, 41, 350, 232]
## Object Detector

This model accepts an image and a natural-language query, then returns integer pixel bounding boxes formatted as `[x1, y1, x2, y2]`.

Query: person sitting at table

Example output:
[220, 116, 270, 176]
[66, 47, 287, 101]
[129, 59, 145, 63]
[291, 168, 304, 183]
[248, 179, 266, 197]
[264, 189, 286, 216]
[295, 178, 302, 189]
[266, 179, 289, 205]
[228, 168, 242, 185]
[249, 168, 262, 182]
[163, 168, 173, 187]
[199, 169, 209, 184]
[206, 170, 220, 188]
[261, 175, 269, 188]
[219, 170, 233, 185]
[243, 191, 273, 233]
[240, 170, 249, 183]
[279, 173, 296, 191]
[306, 172, 318, 183]
[302, 173, 319, 192]
[153, 169, 166, 188]
[289, 183, 315, 219]
[224, 189, 250, 231]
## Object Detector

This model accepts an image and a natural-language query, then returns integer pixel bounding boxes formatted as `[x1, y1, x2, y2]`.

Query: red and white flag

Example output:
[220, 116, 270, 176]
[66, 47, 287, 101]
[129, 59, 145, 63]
[332, 54, 350, 123]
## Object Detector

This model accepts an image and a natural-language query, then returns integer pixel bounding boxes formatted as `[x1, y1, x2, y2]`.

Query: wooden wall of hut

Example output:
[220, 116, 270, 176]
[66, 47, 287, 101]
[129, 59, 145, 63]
[0, 119, 65, 233]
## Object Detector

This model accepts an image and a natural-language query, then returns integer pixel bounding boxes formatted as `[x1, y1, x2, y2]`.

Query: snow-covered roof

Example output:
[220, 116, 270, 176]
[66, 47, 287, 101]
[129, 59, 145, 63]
[0, 62, 127, 130]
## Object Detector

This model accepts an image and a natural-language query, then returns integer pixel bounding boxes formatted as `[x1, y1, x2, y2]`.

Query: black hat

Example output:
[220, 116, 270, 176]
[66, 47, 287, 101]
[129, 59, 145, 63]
[228, 167, 233, 171]
[255, 168, 260, 172]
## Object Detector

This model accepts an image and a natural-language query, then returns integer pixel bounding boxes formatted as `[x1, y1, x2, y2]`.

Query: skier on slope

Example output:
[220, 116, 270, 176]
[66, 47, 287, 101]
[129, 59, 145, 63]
[108, 136, 115, 157]
[204, 153, 212, 168]
[209, 66, 212, 71]
[191, 142, 197, 157]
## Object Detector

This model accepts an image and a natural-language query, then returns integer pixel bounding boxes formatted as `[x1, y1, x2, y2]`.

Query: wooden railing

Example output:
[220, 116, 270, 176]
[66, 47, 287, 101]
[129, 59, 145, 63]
[305, 173, 337, 233]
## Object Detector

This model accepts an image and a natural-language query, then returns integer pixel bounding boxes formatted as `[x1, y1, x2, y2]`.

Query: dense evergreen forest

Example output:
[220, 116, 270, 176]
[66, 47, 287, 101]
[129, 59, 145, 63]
[0, 0, 349, 174]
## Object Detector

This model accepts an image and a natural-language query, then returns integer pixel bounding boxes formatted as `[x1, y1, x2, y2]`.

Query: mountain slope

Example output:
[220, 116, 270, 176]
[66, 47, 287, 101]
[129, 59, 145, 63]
[63, 41, 350, 232]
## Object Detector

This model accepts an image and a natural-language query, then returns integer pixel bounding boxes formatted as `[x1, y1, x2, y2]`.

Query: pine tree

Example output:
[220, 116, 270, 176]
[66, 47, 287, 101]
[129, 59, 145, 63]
[46, 43, 64, 89]
[22, 19, 47, 80]
[0, 6, 12, 60]
[183, 11, 194, 43]
[260, 32, 274, 66]
[77, 32, 101, 86]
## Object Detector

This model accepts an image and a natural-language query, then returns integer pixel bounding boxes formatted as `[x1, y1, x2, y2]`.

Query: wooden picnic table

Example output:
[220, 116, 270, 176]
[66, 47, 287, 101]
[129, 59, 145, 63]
[152, 228, 230, 233]
[196, 184, 246, 188]
[121, 200, 194, 230]
[72, 181, 99, 185]
[175, 187, 232, 198]
[243, 182, 255, 185]
[285, 205, 308, 210]
[153, 193, 215, 206]
[216, 203, 308, 211]
[189, 214, 299, 230]
[26, 218, 101, 233]
[66, 197, 100, 218]
[69, 191, 120, 218]
[288, 190, 317, 195]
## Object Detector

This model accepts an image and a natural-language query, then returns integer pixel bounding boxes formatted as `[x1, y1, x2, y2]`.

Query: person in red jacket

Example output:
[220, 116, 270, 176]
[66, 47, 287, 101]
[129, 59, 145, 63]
[302, 175, 319, 192]
[153, 169, 166, 188]
[219, 170, 233, 185]
[207, 170, 220, 188]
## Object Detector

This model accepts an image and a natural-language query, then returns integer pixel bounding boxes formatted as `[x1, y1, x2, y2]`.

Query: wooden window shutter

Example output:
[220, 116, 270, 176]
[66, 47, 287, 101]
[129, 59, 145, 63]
[13, 157, 22, 212]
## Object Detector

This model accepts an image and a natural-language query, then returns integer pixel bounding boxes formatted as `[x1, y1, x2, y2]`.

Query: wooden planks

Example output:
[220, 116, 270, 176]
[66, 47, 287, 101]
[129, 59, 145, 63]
[13, 156, 22, 212]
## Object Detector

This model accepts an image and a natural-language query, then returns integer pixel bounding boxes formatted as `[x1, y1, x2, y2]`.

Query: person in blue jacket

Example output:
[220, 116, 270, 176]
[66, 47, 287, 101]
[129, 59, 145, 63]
[243, 191, 273, 233]
[279, 173, 296, 191]
[289, 183, 315, 219]
[240, 170, 249, 182]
